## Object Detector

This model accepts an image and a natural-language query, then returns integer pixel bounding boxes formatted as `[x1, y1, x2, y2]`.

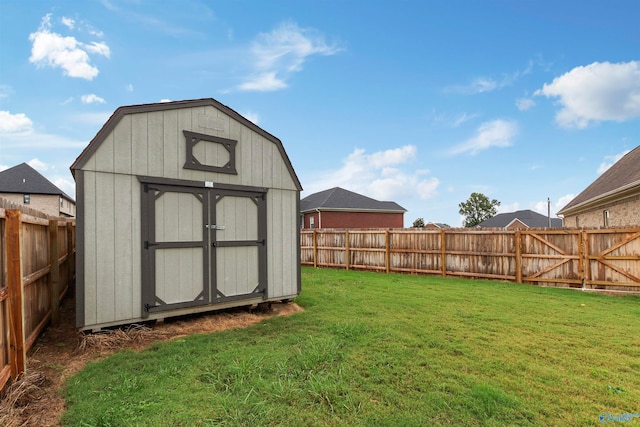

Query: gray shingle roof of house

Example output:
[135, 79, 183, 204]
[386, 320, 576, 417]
[558, 145, 640, 214]
[300, 187, 406, 213]
[0, 163, 74, 201]
[478, 209, 563, 228]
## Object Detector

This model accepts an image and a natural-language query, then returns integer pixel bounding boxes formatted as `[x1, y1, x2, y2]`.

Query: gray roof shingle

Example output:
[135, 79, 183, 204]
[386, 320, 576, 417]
[0, 163, 74, 201]
[300, 187, 406, 213]
[478, 209, 563, 228]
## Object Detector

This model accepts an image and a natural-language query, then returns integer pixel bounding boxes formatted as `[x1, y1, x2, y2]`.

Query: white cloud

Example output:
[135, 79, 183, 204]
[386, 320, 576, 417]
[238, 21, 341, 92]
[126, 83, 134, 92]
[0, 111, 33, 133]
[84, 41, 111, 57]
[53, 176, 76, 197]
[555, 194, 575, 214]
[516, 97, 535, 111]
[81, 94, 106, 104]
[61, 16, 75, 29]
[535, 61, 640, 128]
[446, 63, 532, 95]
[451, 112, 479, 127]
[239, 72, 287, 92]
[304, 145, 439, 202]
[28, 14, 110, 80]
[28, 158, 48, 172]
[159, 99, 172, 103]
[449, 119, 518, 155]
[597, 150, 630, 175]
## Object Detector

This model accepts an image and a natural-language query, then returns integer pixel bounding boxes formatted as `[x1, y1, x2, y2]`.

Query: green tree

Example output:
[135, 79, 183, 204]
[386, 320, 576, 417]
[412, 218, 425, 228]
[458, 192, 500, 227]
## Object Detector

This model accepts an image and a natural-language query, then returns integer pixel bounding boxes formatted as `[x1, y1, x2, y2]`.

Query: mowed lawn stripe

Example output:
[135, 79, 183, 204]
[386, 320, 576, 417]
[62, 267, 640, 426]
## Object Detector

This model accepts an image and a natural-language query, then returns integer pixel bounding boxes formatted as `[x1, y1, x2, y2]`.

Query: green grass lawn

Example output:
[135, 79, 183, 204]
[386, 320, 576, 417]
[62, 267, 640, 426]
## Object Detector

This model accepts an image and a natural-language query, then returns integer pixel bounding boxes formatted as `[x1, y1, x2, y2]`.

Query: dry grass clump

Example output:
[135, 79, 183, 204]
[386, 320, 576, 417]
[0, 371, 48, 427]
[78, 323, 171, 353]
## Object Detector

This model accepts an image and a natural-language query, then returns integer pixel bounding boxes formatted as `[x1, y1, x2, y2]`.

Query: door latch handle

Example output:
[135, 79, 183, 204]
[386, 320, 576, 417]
[205, 224, 226, 230]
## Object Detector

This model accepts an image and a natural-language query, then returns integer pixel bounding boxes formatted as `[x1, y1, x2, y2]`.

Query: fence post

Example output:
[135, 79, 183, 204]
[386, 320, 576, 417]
[440, 230, 447, 277]
[515, 231, 522, 283]
[6, 209, 26, 380]
[49, 219, 60, 325]
[581, 230, 589, 288]
[385, 230, 390, 273]
[67, 220, 75, 286]
[345, 230, 350, 271]
[313, 230, 317, 268]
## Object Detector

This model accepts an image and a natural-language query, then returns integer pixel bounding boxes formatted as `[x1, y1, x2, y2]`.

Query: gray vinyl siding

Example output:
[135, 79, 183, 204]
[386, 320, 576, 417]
[76, 103, 299, 329]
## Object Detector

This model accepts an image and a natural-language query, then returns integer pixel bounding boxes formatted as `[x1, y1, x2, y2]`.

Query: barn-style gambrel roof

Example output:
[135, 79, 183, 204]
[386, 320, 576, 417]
[0, 163, 74, 201]
[558, 145, 640, 216]
[300, 187, 406, 213]
[478, 209, 563, 228]
[71, 98, 302, 191]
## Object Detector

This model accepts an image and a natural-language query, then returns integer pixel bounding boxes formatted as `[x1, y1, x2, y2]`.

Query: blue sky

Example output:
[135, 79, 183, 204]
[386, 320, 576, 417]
[1, 0, 639, 226]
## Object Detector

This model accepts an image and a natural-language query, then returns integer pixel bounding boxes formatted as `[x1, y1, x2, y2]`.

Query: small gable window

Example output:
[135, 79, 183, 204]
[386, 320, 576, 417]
[603, 210, 609, 227]
[24, 194, 30, 204]
[183, 130, 238, 175]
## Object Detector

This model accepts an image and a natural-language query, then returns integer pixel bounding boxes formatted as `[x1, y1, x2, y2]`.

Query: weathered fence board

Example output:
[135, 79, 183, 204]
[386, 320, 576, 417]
[0, 199, 75, 393]
[301, 228, 640, 293]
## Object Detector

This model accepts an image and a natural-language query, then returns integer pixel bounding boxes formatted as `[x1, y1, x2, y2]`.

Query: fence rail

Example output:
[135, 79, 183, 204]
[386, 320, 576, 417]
[0, 199, 75, 392]
[301, 228, 640, 293]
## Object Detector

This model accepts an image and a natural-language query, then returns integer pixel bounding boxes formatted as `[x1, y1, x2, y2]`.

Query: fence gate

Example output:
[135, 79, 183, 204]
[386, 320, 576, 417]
[141, 181, 267, 317]
[586, 230, 640, 289]
[521, 231, 582, 287]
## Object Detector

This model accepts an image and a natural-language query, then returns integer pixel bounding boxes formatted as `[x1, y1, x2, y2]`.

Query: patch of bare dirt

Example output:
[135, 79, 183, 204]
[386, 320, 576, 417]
[0, 297, 303, 427]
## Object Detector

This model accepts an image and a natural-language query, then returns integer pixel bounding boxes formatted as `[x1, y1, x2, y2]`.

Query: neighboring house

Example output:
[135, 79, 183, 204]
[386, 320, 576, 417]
[478, 209, 563, 230]
[558, 145, 640, 228]
[300, 187, 406, 229]
[0, 163, 75, 217]
[425, 222, 450, 229]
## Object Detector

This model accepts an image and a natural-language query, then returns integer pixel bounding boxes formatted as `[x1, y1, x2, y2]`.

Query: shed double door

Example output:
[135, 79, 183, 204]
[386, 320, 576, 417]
[141, 182, 267, 317]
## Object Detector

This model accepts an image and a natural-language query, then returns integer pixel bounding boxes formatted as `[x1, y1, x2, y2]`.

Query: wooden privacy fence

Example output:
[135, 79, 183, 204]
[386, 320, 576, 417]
[0, 201, 75, 392]
[301, 228, 640, 293]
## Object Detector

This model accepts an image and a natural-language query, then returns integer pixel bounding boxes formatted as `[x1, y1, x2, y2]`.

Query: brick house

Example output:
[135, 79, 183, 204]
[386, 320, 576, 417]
[558, 146, 640, 228]
[478, 209, 563, 230]
[300, 187, 406, 229]
[0, 163, 75, 217]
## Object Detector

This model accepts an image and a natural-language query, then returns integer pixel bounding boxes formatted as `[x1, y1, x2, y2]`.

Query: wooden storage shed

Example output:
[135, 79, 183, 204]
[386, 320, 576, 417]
[71, 98, 302, 331]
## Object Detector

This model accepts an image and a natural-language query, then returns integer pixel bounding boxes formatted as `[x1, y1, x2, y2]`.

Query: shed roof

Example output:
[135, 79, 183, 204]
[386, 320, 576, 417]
[300, 187, 406, 213]
[70, 98, 302, 191]
[0, 163, 74, 201]
[478, 209, 563, 228]
[558, 145, 640, 215]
